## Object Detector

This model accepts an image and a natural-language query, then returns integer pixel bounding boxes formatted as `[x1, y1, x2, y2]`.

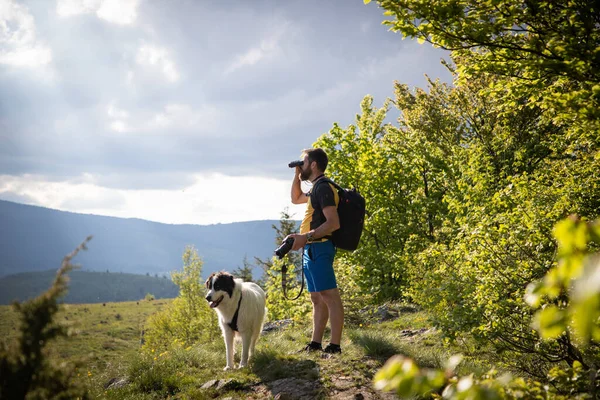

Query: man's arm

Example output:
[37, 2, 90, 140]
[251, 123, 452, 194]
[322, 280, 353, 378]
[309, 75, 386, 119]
[310, 205, 340, 239]
[291, 167, 308, 204]
[290, 205, 340, 251]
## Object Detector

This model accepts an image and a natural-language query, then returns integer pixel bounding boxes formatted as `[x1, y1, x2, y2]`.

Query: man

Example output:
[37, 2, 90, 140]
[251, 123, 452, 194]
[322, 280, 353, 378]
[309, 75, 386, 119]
[286, 148, 344, 354]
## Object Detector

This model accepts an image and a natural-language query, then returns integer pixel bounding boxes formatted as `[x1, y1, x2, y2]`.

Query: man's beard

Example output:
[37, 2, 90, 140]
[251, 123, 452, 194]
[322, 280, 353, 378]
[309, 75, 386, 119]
[300, 168, 311, 181]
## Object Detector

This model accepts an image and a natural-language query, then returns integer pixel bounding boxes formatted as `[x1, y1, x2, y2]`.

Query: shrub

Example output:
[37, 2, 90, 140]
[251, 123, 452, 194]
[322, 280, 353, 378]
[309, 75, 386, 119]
[143, 246, 219, 351]
[263, 256, 312, 322]
[0, 237, 91, 400]
[374, 218, 600, 399]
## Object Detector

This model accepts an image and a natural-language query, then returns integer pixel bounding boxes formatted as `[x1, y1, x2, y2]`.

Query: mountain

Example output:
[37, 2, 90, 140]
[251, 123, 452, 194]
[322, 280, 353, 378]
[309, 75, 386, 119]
[0, 270, 179, 304]
[0, 200, 287, 279]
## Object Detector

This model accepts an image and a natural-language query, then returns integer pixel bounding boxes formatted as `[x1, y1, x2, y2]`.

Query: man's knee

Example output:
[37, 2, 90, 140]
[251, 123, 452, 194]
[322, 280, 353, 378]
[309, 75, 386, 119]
[310, 292, 323, 305]
[319, 288, 342, 304]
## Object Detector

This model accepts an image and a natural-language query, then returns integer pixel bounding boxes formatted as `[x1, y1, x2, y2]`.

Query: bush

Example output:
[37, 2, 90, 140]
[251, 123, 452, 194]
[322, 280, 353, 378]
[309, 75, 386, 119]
[374, 218, 600, 399]
[142, 246, 219, 351]
[0, 238, 91, 400]
[263, 257, 312, 322]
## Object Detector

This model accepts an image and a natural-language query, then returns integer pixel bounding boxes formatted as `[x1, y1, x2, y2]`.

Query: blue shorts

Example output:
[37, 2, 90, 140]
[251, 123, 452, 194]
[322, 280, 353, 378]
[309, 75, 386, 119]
[303, 241, 337, 293]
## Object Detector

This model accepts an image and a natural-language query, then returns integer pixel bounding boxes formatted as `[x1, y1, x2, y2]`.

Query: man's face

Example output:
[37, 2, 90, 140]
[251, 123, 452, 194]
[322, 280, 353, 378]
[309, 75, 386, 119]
[300, 156, 312, 181]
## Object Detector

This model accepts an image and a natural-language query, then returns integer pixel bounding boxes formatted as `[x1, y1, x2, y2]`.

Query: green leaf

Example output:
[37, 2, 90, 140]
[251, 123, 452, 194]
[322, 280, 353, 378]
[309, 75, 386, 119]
[363, 0, 372, 4]
[534, 305, 566, 340]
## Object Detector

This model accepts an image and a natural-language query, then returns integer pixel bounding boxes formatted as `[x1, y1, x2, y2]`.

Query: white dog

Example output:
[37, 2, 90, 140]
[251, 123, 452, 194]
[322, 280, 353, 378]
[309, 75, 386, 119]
[205, 271, 266, 370]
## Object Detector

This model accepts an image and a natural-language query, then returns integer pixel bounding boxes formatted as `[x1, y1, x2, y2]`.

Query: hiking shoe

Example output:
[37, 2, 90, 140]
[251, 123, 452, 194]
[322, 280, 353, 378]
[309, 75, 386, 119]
[300, 341, 323, 353]
[323, 344, 342, 354]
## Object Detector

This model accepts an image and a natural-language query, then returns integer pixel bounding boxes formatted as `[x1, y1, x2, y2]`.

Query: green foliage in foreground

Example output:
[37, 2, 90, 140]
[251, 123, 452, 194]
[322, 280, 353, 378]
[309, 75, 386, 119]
[0, 238, 92, 400]
[374, 218, 600, 399]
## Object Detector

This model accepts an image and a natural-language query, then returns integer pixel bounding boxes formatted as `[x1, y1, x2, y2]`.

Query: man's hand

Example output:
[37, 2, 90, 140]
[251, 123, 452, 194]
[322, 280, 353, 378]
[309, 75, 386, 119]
[291, 167, 308, 204]
[286, 233, 307, 251]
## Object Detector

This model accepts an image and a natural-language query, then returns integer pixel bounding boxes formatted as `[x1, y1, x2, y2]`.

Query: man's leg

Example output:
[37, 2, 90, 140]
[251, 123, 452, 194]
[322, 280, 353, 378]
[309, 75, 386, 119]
[320, 288, 344, 345]
[311, 292, 329, 343]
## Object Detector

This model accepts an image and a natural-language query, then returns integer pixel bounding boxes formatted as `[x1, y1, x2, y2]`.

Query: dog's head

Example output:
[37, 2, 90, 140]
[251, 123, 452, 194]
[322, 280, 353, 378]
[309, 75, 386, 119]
[204, 271, 235, 309]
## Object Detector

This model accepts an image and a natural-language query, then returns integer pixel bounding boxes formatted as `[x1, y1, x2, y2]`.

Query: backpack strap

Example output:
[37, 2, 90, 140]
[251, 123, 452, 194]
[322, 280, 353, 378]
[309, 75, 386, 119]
[311, 177, 343, 196]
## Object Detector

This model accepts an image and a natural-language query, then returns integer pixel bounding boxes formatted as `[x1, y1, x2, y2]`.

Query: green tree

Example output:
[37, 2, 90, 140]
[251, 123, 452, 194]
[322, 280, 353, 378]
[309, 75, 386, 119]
[370, 0, 600, 129]
[317, 67, 599, 374]
[232, 256, 254, 282]
[402, 69, 599, 374]
[315, 86, 456, 301]
[375, 217, 600, 398]
[0, 238, 91, 400]
[143, 246, 219, 350]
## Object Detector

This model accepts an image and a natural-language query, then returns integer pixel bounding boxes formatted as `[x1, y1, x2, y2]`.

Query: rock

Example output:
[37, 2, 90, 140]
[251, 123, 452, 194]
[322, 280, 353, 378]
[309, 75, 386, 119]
[269, 378, 318, 400]
[104, 377, 129, 390]
[334, 390, 371, 400]
[262, 319, 293, 333]
[201, 379, 219, 389]
[330, 375, 355, 391]
[216, 379, 234, 390]
[376, 305, 398, 322]
[399, 328, 430, 337]
[200, 378, 240, 391]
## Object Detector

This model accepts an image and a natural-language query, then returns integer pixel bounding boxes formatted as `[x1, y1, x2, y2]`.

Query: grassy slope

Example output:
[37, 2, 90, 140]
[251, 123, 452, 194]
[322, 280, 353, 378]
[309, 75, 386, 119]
[0, 301, 495, 399]
[0, 299, 170, 375]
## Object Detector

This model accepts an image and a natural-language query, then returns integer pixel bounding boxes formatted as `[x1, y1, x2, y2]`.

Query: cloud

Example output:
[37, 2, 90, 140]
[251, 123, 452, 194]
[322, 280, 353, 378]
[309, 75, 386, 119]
[1, 0, 454, 224]
[97, 0, 140, 25]
[225, 21, 291, 74]
[135, 44, 179, 82]
[56, 0, 141, 25]
[104, 101, 220, 134]
[56, 0, 100, 17]
[0, 173, 307, 224]
[0, 0, 52, 68]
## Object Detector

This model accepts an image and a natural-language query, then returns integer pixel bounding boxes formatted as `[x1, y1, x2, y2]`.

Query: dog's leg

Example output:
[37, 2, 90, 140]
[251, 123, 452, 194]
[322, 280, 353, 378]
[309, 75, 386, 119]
[223, 328, 235, 370]
[238, 333, 252, 368]
[249, 330, 260, 361]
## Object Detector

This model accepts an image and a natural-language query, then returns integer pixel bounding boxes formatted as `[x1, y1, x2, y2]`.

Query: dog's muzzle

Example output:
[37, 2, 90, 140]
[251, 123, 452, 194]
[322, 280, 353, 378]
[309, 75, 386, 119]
[206, 294, 224, 308]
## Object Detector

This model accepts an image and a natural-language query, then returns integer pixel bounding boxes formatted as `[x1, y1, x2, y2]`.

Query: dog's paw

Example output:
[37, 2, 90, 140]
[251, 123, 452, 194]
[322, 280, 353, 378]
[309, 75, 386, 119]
[237, 363, 247, 369]
[223, 366, 232, 371]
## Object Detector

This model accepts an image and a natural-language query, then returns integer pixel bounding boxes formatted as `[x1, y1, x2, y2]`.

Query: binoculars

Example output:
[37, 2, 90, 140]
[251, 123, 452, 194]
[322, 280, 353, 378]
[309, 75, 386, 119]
[274, 236, 295, 259]
[288, 160, 304, 168]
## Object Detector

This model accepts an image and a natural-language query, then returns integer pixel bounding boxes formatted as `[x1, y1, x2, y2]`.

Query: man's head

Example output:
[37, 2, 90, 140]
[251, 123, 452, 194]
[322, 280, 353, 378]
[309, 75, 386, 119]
[300, 148, 328, 181]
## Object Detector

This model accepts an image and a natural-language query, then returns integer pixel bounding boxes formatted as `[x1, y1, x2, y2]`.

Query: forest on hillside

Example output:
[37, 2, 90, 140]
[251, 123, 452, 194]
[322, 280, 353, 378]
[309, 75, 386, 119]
[0, 270, 178, 304]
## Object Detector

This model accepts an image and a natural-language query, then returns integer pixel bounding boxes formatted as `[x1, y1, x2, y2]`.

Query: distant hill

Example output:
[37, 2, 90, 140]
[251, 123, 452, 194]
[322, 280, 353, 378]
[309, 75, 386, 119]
[0, 270, 179, 304]
[0, 200, 292, 279]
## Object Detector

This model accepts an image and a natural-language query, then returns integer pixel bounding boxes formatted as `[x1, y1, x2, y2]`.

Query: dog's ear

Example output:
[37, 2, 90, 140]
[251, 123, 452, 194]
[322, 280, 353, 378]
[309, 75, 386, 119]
[205, 273, 215, 289]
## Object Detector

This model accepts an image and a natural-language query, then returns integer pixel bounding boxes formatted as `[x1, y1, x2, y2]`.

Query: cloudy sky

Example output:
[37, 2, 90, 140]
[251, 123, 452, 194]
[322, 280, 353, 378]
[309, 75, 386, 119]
[0, 0, 451, 225]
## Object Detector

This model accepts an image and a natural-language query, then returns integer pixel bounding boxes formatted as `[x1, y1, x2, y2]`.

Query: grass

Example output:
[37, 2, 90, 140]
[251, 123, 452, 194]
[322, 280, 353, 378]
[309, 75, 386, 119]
[0, 299, 170, 381]
[0, 300, 501, 399]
